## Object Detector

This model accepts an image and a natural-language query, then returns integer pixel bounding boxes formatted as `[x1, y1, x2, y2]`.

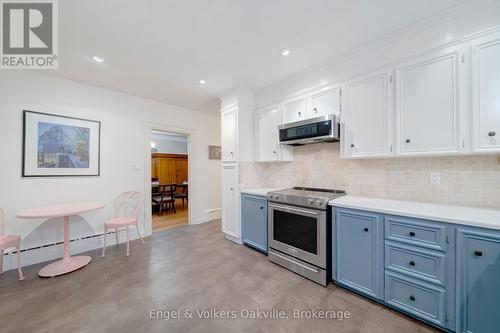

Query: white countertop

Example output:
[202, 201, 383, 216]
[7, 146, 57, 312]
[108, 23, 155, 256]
[240, 188, 280, 197]
[329, 195, 500, 231]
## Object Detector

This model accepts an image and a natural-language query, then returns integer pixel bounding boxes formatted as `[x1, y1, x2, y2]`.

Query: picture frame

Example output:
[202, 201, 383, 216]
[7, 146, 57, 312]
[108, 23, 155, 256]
[22, 110, 101, 177]
[208, 145, 221, 160]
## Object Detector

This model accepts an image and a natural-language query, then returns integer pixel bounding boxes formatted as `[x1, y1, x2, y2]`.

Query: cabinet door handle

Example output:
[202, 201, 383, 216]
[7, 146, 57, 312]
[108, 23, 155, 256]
[409, 231, 416, 237]
[488, 131, 496, 137]
[474, 250, 483, 256]
[409, 295, 416, 302]
[363, 227, 369, 232]
[409, 261, 416, 266]
[405, 139, 411, 143]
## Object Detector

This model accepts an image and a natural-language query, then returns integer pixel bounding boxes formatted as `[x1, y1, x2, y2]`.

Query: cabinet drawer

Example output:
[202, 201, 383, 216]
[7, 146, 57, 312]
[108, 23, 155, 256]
[385, 272, 446, 327]
[385, 241, 445, 285]
[385, 216, 446, 251]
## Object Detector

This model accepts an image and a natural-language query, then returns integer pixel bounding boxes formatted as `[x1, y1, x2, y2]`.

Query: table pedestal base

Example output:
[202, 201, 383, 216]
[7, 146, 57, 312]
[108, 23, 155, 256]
[38, 255, 91, 277]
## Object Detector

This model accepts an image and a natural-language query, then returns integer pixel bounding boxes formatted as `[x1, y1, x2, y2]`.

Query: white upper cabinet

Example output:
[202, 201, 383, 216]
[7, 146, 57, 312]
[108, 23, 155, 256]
[255, 106, 293, 162]
[342, 71, 392, 158]
[471, 32, 500, 153]
[221, 108, 237, 162]
[394, 48, 466, 156]
[310, 86, 340, 118]
[282, 96, 307, 124]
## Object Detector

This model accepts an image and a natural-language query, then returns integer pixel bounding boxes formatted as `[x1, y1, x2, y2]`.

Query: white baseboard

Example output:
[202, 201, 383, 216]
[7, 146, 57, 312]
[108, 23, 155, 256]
[224, 233, 242, 245]
[194, 208, 221, 224]
[1, 229, 144, 273]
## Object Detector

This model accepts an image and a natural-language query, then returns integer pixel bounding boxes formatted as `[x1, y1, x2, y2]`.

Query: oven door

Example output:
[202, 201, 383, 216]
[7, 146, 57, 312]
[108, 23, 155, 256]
[268, 202, 326, 268]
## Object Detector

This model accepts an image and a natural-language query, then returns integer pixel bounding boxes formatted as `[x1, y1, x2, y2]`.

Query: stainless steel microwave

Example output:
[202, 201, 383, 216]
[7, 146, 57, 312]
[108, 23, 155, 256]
[278, 114, 340, 146]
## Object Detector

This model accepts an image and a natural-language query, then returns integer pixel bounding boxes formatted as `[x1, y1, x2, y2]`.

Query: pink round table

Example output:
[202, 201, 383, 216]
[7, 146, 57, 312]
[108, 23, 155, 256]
[17, 203, 104, 277]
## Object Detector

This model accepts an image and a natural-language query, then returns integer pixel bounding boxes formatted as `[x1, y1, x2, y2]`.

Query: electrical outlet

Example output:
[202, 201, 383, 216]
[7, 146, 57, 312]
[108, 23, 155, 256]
[430, 172, 441, 184]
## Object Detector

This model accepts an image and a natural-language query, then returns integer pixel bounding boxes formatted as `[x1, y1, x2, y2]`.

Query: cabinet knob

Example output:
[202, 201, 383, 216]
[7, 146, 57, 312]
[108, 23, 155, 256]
[298, 112, 302, 116]
[474, 250, 483, 257]
[409, 295, 416, 302]
[260, 206, 264, 210]
[409, 231, 416, 237]
[405, 139, 411, 143]
[272, 150, 277, 154]
[409, 261, 416, 266]
[230, 151, 234, 155]
[350, 144, 355, 148]
[363, 227, 369, 232]
[488, 131, 496, 137]
[230, 187, 234, 191]
[313, 108, 318, 113]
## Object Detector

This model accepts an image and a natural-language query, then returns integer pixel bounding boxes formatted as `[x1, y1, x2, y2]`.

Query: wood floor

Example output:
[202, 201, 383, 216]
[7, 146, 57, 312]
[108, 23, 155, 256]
[0, 220, 439, 333]
[152, 200, 188, 231]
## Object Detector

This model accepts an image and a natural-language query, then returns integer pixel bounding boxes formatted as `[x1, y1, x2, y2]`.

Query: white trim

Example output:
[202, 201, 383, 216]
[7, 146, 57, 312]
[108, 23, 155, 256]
[143, 122, 194, 235]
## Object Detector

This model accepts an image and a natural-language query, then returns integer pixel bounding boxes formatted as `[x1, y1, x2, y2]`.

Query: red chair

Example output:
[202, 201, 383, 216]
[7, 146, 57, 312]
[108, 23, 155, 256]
[0, 209, 25, 280]
[101, 192, 145, 257]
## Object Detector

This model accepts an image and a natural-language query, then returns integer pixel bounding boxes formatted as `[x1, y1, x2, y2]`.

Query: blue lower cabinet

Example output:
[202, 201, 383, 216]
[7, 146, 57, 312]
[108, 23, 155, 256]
[385, 271, 446, 327]
[456, 227, 500, 333]
[334, 208, 384, 300]
[241, 194, 267, 253]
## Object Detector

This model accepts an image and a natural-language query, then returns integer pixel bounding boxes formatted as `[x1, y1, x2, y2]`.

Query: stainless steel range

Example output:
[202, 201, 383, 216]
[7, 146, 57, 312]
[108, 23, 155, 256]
[267, 187, 346, 286]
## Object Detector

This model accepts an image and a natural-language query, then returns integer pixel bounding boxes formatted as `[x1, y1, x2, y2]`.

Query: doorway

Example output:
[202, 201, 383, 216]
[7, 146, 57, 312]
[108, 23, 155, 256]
[150, 130, 189, 232]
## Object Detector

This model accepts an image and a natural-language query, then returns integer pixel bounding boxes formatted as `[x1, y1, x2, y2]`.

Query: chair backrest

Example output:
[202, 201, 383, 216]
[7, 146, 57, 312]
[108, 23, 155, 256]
[0, 208, 6, 238]
[114, 192, 143, 218]
[160, 184, 176, 196]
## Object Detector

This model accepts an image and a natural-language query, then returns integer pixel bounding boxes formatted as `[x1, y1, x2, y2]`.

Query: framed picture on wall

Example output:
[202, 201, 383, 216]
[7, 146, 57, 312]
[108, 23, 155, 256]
[208, 145, 221, 160]
[22, 110, 101, 177]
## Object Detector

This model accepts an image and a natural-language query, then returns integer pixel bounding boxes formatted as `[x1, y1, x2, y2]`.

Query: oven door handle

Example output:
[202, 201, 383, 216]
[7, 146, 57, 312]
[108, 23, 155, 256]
[269, 250, 320, 274]
[268, 203, 320, 216]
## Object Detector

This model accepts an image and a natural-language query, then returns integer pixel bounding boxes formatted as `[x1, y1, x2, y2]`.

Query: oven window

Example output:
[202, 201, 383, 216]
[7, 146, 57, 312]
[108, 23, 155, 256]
[273, 210, 317, 254]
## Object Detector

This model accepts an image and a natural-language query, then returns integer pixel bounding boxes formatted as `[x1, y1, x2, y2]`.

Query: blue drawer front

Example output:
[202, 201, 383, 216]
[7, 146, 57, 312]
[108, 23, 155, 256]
[385, 241, 445, 286]
[241, 194, 268, 253]
[385, 271, 446, 328]
[457, 228, 500, 333]
[385, 216, 447, 251]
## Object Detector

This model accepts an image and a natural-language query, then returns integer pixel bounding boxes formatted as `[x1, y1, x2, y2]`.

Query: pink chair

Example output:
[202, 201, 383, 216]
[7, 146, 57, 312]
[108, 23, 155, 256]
[0, 209, 25, 280]
[101, 192, 145, 257]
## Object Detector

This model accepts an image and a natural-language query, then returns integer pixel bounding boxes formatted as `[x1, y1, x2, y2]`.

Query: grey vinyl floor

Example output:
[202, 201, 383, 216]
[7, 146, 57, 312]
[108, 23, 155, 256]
[0, 220, 439, 333]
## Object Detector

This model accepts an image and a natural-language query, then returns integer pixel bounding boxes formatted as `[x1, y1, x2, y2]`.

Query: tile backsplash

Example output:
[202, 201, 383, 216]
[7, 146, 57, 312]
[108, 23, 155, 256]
[239, 143, 500, 209]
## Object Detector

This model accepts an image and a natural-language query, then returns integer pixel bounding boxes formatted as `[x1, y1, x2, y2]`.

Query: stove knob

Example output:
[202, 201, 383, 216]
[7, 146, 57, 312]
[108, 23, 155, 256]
[316, 201, 324, 206]
[307, 199, 314, 205]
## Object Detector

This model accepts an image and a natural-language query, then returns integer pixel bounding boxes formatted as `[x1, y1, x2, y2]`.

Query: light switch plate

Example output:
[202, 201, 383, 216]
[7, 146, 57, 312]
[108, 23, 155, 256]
[430, 172, 441, 184]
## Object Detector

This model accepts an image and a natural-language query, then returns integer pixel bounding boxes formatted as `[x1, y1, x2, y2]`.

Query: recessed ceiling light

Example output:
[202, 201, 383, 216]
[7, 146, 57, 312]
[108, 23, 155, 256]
[199, 79, 206, 85]
[281, 49, 290, 56]
[92, 56, 104, 63]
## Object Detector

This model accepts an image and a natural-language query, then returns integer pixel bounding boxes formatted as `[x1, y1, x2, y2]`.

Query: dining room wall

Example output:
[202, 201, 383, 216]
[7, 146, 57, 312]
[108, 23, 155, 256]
[0, 70, 221, 270]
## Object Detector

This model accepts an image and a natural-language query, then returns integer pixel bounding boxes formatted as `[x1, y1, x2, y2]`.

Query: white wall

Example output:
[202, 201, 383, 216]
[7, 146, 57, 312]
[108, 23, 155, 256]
[151, 133, 188, 154]
[0, 71, 221, 269]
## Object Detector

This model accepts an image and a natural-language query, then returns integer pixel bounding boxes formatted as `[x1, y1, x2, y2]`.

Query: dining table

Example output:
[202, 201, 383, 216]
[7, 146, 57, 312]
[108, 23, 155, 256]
[17, 202, 104, 277]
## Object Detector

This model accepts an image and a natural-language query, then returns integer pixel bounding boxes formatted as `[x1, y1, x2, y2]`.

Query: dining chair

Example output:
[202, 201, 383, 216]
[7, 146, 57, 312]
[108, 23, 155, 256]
[0, 209, 25, 280]
[101, 192, 145, 257]
[152, 184, 176, 215]
[173, 184, 188, 207]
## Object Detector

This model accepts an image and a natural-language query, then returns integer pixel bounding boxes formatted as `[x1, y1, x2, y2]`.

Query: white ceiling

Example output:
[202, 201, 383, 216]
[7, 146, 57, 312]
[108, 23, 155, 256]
[51, 0, 470, 114]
